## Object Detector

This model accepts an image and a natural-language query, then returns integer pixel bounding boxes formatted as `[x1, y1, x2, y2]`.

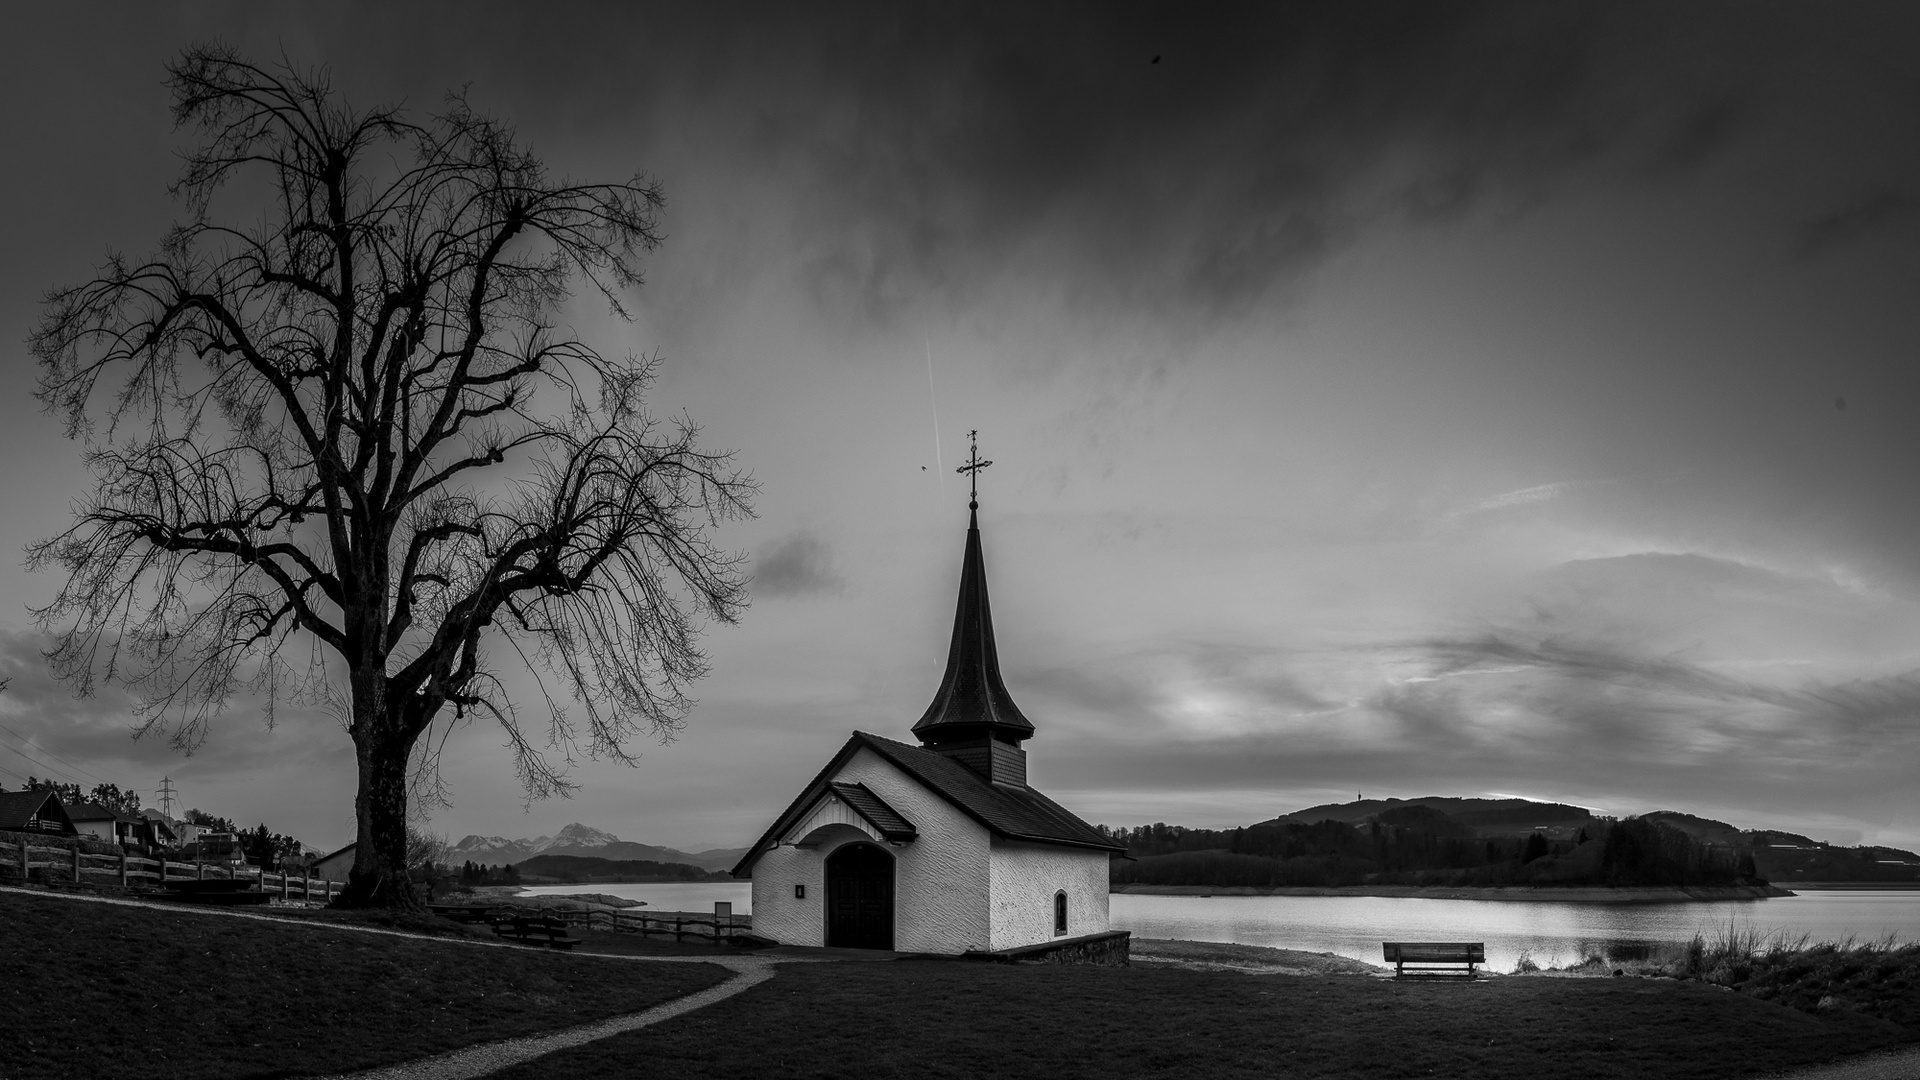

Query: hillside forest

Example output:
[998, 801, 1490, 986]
[1101, 799, 1920, 890]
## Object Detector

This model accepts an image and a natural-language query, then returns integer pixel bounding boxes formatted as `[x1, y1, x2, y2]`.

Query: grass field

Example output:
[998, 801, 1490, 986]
[0, 889, 730, 1080]
[489, 959, 1916, 1080]
[8, 885, 1918, 1080]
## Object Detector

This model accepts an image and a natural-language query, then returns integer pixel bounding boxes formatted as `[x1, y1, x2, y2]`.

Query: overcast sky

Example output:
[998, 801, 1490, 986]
[1, 4, 1916, 854]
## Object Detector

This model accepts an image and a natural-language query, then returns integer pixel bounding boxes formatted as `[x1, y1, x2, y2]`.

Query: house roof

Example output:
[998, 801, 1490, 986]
[857, 733, 1120, 853]
[66, 801, 138, 825]
[0, 789, 77, 833]
[733, 731, 1123, 876]
[910, 506, 1035, 744]
[828, 782, 918, 843]
[316, 842, 356, 864]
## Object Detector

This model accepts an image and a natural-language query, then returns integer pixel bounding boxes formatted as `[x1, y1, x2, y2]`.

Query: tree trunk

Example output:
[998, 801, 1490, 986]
[335, 726, 418, 910]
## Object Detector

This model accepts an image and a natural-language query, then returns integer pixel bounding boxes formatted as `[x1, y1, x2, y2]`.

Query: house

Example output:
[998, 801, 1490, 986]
[164, 815, 212, 850]
[139, 814, 178, 852]
[0, 790, 78, 836]
[313, 842, 355, 883]
[66, 802, 144, 848]
[733, 491, 1126, 955]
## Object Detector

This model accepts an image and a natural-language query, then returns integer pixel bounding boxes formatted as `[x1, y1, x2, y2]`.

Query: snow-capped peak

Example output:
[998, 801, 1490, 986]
[537, 823, 623, 850]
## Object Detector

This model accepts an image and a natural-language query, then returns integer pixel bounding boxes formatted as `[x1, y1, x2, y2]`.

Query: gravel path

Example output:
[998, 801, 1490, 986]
[308, 955, 782, 1080]
[1763, 1046, 1920, 1080]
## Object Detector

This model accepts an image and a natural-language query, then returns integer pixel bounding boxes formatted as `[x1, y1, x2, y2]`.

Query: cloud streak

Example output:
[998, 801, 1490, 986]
[752, 534, 844, 598]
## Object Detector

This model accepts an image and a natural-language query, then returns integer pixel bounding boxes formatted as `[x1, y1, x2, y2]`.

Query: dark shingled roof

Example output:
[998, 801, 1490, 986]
[734, 732, 1122, 876]
[856, 733, 1119, 852]
[827, 782, 918, 843]
[65, 801, 133, 824]
[0, 789, 77, 834]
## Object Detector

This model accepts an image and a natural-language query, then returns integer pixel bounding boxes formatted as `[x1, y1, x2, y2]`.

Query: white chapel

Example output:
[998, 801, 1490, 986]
[732, 472, 1125, 956]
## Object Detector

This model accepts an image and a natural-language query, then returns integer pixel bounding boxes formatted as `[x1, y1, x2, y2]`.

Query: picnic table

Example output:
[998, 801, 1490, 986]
[491, 913, 581, 950]
[1382, 941, 1485, 977]
[428, 903, 501, 924]
[157, 879, 271, 906]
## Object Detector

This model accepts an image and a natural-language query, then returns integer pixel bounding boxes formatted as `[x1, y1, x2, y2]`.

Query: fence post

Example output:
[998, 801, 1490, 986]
[18, 838, 25, 881]
[119, 850, 127, 887]
[714, 902, 732, 946]
[280, 870, 289, 901]
[302, 868, 310, 902]
[197, 860, 204, 881]
[71, 846, 81, 884]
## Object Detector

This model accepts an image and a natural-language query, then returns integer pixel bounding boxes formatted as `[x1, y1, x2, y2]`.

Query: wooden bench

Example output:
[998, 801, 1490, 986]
[491, 914, 581, 950]
[1382, 941, 1484, 977]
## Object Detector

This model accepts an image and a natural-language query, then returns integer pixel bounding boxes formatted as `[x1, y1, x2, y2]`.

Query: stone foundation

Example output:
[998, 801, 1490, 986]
[964, 930, 1130, 966]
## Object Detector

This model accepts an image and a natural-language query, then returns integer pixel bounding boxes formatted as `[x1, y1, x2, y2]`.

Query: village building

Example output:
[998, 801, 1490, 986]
[733, 460, 1126, 958]
[312, 842, 357, 883]
[66, 801, 145, 848]
[0, 790, 78, 837]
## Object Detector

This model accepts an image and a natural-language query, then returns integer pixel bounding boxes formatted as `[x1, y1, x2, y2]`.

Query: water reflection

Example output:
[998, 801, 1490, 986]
[1110, 891, 1920, 973]
[513, 882, 1920, 972]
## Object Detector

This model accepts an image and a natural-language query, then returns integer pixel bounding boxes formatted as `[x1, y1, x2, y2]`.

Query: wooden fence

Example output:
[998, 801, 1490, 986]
[522, 905, 749, 943]
[6, 836, 340, 902]
[5, 837, 748, 939]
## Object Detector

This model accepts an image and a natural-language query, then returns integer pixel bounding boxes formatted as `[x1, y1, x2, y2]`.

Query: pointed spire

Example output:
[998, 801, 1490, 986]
[913, 468, 1035, 748]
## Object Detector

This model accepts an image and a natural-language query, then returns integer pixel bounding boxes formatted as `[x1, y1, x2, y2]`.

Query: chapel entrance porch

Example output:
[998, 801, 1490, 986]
[825, 842, 894, 950]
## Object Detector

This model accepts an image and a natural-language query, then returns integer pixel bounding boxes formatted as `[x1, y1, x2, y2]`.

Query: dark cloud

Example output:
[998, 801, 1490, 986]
[726, 3, 1763, 326]
[1792, 189, 1919, 259]
[751, 534, 843, 598]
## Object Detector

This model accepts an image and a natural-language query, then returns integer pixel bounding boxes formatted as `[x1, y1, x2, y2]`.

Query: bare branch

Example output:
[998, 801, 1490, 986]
[29, 45, 750, 909]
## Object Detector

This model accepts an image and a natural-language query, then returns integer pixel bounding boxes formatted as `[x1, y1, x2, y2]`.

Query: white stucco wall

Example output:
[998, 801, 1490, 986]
[986, 839, 1111, 951]
[72, 820, 115, 844]
[745, 746, 994, 953]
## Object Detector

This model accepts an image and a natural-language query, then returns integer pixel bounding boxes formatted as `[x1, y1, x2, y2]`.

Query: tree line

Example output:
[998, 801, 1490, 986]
[1103, 813, 1758, 889]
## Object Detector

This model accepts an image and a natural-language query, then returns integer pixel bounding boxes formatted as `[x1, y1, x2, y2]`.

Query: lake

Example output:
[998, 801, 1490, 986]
[519, 882, 1920, 971]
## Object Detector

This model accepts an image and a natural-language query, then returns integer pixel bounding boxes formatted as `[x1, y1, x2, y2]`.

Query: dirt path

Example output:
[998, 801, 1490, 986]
[309, 955, 781, 1080]
[1762, 1046, 1920, 1080]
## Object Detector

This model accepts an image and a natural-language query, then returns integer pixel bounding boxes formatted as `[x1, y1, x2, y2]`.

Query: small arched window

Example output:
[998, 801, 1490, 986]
[1053, 890, 1068, 935]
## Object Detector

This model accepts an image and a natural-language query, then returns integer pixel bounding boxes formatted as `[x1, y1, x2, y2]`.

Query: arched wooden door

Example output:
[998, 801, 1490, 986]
[825, 842, 894, 949]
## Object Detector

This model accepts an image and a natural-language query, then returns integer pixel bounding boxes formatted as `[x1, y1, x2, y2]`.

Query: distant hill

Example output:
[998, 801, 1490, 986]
[447, 823, 746, 872]
[1258, 796, 1595, 835]
[1169, 796, 1920, 888]
[1640, 811, 1745, 846]
[514, 854, 730, 883]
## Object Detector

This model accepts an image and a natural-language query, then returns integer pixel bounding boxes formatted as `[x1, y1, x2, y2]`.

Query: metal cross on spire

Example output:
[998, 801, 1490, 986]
[955, 429, 993, 509]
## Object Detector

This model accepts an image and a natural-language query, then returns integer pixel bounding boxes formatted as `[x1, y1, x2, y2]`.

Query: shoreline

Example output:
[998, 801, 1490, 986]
[1111, 883, 1796, 903]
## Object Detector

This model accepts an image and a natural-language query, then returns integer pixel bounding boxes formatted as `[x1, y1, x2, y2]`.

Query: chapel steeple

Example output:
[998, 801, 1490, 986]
[913, 433, 1034, 786]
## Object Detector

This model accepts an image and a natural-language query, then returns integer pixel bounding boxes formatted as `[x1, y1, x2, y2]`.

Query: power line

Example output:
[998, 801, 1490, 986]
[0, 718, 116, 786]
[0, 740, 90, 789]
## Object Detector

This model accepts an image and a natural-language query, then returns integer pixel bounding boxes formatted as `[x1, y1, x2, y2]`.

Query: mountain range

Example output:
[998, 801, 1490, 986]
[447, 823, 747, 873]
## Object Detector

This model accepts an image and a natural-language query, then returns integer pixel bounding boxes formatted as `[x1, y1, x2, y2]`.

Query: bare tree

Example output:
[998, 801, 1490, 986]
[29, 45, 753, 909]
